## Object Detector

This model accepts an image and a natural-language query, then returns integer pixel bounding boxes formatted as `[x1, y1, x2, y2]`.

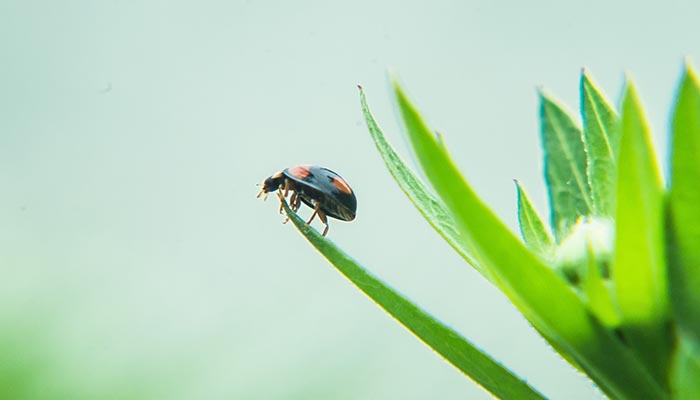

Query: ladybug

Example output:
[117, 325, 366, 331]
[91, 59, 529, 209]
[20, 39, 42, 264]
[257, 165, 357, 236]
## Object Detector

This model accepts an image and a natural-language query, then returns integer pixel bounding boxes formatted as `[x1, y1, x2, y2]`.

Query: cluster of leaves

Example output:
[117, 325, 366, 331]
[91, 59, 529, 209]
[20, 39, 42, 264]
[283, 62, 700, 399]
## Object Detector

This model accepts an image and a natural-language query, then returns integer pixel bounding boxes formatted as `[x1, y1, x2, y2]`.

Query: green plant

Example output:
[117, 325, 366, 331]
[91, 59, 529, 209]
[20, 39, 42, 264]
[281, 62, 700, 399]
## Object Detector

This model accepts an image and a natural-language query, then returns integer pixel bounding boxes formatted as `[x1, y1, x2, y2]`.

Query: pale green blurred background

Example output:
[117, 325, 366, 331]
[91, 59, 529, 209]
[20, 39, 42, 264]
[1, 1, 698, 399]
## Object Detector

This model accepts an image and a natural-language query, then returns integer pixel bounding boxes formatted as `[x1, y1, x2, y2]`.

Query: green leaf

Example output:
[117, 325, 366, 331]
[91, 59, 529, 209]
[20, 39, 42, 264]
[670, 336, 700, 398]
[581, 70, 621, 217]
[391, 79, 667, 399]
[667, 62, 700, 341]
[514, 181, 554, 258]
[358, 86, 493, 283]
[613, 79, 671, 383]
[539, 91, 594, 241]
[280, 199, 546, 400]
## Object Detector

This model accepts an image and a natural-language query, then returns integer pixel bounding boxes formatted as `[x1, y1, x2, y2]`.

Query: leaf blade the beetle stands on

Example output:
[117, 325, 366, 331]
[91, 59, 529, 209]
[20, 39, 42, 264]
[391, 79, 667, 400]
[581, 70, 621, 217]
[358, 86, 493, 284]
[515, 181, 554, 259]
[667, 63, 700, 397]
[281, 199, 546, 400]
[539, 91, 594, 241]
[613, 79, 671, 385]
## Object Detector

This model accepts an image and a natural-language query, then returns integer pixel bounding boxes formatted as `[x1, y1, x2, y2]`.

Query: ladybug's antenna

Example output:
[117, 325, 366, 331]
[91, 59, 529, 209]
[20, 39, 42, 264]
[256, 184, 269, 200]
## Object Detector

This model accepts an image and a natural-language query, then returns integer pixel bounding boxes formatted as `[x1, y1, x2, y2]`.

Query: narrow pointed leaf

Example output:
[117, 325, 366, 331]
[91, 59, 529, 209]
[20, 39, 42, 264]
[392, 80, 666, 399]
[581, 70, 621, 217]
[358, 86, 492, 283]
[281, 200, 546, 400]
[515, 181, 554, 258]
[613, 79, 671, 382]
[540, 92, 594, 240]
[667, 63, 700, 341]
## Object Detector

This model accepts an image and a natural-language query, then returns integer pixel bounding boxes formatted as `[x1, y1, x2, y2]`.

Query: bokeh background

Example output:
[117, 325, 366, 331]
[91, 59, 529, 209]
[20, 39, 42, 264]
[2, 1, 699, 399]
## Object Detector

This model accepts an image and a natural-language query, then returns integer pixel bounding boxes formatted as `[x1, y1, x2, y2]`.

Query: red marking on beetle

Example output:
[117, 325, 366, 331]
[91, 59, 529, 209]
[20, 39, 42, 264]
[332, 177, 353, 194]
[287, 165, 311, 179]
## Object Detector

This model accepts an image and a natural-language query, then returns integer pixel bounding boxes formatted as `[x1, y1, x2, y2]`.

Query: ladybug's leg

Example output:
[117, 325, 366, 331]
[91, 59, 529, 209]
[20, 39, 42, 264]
[278, 179, 292, 214]
[275, 191, 291, 224]
[306, 207, 319, 225]
[306, 204, 330, 236]
[318, 210, 329, 237]
[282, 191, 300, 224]
[279, 186, 287, 215]
[292, 192, 302, 211]
[276, 190, 286, 213]
[290, 191, 300, 212]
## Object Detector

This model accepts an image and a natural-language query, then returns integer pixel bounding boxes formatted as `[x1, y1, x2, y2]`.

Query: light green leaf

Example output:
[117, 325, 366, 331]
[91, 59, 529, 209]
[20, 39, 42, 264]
[539, 91, 594, 241]
[391, 79, 666, 399]
[515, 181, 553, 258]
[667, 62, 700, 341]
[281, 199, 546, 400]
[613, 78, 671, 383]
[670, 336, 700, 398]
[358, 86, 492, 283]
[581, 70, 621, 217]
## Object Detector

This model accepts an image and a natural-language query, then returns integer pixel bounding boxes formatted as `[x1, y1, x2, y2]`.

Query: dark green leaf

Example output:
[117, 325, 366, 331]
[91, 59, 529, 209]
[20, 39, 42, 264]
[581, 70, 621, 217]
[613, 79, 671, 383]
[670, 337, 700, 398]
[515, 181, 554, 258]
[667, 62, 700, 341]
[539, 91, 594, 240]
[281, 199, 546, 400]
[358, 86, 492, 282]
[392, 79, 667, 399]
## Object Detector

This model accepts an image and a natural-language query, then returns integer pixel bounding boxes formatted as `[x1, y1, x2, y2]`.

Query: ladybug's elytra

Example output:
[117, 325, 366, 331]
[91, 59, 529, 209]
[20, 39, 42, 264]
[257, 165, 357, 236]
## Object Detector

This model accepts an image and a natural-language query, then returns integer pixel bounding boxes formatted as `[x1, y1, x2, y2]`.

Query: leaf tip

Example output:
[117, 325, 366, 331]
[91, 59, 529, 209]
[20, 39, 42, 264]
[682, 56, 695, 73]
[537, 87, 559, 105]
[513, 179, 525, 197]
[621, 74, 640, 105]
[680, 58, 700, 85]
[581, 68, 593, 86]
[536, 87, 551, 110]
[535, 85, 546, 97]
[387, 69, 401, 87]
[581, 67, 591, 81]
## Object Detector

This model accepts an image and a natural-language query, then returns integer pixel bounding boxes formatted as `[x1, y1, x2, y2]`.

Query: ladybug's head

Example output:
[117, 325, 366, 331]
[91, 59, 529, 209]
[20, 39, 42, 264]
[256, 172, 285, 199]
